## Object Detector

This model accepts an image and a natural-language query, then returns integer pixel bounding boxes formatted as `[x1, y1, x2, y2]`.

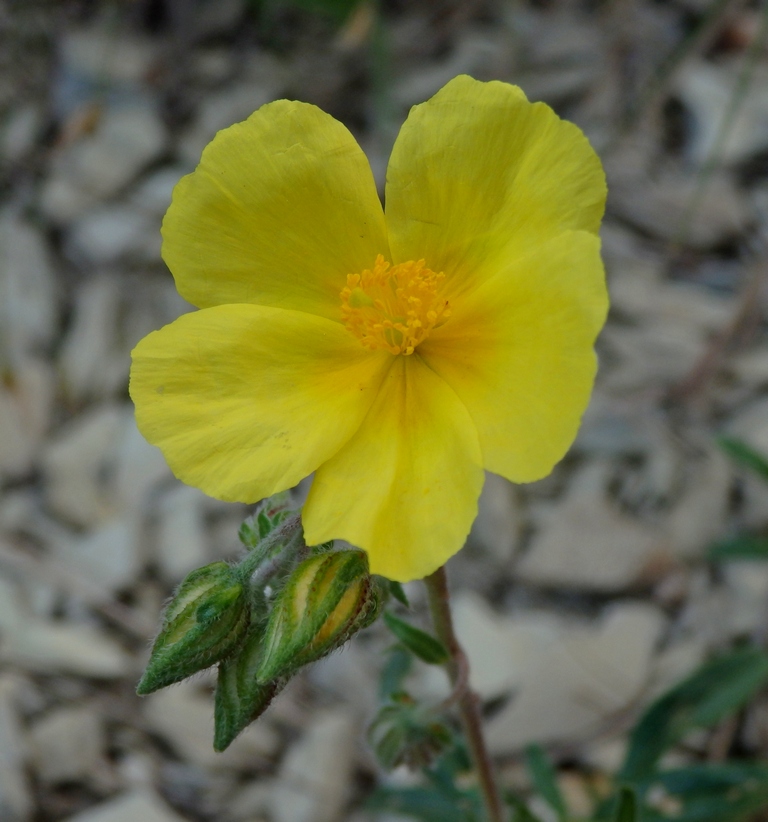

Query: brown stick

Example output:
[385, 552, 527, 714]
[424, 566, 507, 822]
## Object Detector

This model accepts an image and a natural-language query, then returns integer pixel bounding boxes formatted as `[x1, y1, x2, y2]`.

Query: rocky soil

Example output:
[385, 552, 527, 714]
[2, 0, 768, 820]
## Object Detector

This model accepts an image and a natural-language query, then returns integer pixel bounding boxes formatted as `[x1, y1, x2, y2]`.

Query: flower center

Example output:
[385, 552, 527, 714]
[340, 255, 451, 356]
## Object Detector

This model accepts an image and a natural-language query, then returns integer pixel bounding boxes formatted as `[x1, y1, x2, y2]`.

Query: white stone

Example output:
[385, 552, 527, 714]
[30, 706, 105, 784]
[113, 415, 172, 515]
[665, 449, 731, 559]
[42, 404, 127, 526]
[0, 571, 25, 633]
[227, 781, 275, 821]
[309, 642, 379, 717]
[516, 462, 663, 591]
[677, 61, 768, 166]
[727, 397, 768, 458]
[2, 103, 42, 162]
[130, 167, 186, 216]
[0, 676, 32, 821]
[2, 618, 131, 678]
[155, 485, 209, 581]
[608, 168, 750, 249]
[270, 710, 357, 822]
[68, 205, 158, 264]
[728, 345, 768, 387]
[142, 683, 280, 770]
[468, 472, 521, 564]
[64, 791, 186, 822]
[600, 322, 704, 393]
[0, 215, 57, 364]
[61, 27, 158, 84]
[59, 277, 126, 401]
[51, 517, 142, 594]
[178, 83, 280, 166]
[393, 30, 513, 108]
[0, 384, 36, 478]
[477, 601, 666, 753]
[41, 105, 167, 223]
[0, 359, 54, 478]
[723, 562, 768, 636]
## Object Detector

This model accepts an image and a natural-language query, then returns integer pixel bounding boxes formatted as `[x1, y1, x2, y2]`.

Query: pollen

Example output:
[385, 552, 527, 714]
[340, 255, 451, 355]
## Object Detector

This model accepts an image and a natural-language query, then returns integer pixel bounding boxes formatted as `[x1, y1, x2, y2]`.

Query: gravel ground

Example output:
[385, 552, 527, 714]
[2, 1, 768, 820]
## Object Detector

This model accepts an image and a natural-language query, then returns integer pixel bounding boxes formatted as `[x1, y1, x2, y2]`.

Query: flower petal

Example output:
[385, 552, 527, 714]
[163, 100, 388, 319]
[385, 75, 606, 300]
[419, 230, 607, 483]
[129, 305, 392, 502]
[303, 356, 484, 582]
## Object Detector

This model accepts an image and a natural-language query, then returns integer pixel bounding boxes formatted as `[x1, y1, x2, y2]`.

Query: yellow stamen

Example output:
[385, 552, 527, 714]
[340, 255, 451, 355]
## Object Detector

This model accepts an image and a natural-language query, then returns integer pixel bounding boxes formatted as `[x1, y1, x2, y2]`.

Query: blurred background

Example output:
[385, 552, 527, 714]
[2, 0, 768, 820]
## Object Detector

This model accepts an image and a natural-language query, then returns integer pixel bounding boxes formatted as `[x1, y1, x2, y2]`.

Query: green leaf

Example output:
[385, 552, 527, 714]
[657, 762, 768, 795]
[506, 794, 545, 822]
[709, 534, 768, 561]
[383, 612, 449, 665]
[368, 693, 453, 770]
[642, 763, 768, 822]
[613, 787, 638, 822]
[389, 580, 410, 607]
[717, 435, 768, 482]
[366, 786, 478, 822]
[621, 648, 768, 783]
[524, 744, 567, 821]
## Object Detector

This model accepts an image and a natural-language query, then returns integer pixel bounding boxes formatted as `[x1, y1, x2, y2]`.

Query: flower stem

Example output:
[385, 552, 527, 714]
[424, 566, 507, 822]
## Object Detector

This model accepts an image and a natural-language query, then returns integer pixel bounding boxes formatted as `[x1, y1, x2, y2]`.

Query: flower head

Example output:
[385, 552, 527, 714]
[130, 75, 608, 582]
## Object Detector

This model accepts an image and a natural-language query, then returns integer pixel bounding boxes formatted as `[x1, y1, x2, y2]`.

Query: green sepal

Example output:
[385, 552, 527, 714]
[383, 612, 449, 665]
[214, 626, 285, 751]
[137, 561, 249, 695]
[257, 549, 374, 681]
[238, 493, 296, 553]
[389, 581, 410, 607]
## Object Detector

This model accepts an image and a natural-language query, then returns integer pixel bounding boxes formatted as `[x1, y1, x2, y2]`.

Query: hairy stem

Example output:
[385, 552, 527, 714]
[424, 566, 507, 822]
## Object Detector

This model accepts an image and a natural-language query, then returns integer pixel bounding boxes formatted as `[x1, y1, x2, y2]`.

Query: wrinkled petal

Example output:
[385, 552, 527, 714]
[385, 75, 606, 301]
[130, 305, 392, 502]
[304, 356, 483, 582]
[163, 100, 388, 320]
[419, 231, 607, 483]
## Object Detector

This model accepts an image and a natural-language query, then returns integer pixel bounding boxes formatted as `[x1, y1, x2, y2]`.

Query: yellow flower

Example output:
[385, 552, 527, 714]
[130, 75, 608, 582]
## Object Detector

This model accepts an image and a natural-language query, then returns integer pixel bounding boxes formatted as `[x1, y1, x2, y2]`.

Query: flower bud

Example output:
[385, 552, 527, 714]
[257, 549, 381, 681]
[137, 561, 249, 695]
[214, 626, 285, 752]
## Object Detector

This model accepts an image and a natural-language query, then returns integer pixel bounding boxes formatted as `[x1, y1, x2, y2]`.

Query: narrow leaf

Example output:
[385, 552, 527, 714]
[383, 612, 449, 665]
[389, 581, 410, 607]
[717, 435, 768, 482]
[524, 744, 567, 821]
[709, 534, 768, 561]
[506, 795, 546, 822]
[366, 786, 477, 822]
[613, 787, 638, 822]
[621, 648, 768, 782]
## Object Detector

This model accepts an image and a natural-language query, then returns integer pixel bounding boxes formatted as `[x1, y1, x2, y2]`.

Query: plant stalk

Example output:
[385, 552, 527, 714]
[424, 566, 507, 822]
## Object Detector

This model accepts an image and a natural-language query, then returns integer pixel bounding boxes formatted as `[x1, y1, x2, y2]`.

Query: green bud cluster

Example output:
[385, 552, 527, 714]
[137, 496, 386, 751]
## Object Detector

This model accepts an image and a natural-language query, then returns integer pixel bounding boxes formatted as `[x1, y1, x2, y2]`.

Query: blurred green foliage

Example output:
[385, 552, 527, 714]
[367, 645, 768, 821]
